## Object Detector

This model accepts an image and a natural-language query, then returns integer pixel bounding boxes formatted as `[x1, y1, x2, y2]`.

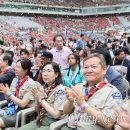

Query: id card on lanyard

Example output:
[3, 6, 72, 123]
[70, 72, 77, 86]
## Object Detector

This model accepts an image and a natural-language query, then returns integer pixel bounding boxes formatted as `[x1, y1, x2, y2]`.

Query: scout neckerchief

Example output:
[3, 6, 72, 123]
[37, 84, 58, 126]
[5, 75, 28, 115]
[112, 57, 124, 66]
[84, 81, 108, 101]
[73, 81, 108, 127]
[15, 75, 28, 97]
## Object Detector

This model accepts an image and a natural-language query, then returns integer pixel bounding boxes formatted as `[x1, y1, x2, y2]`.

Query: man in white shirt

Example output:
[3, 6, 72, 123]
[49, 34, 72, 71]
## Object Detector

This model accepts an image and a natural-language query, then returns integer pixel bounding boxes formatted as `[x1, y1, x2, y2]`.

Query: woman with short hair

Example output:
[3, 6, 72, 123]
[0, 58, 38, 128]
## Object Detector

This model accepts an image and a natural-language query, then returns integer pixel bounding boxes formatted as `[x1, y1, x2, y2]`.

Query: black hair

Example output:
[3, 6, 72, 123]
[106, 33, 110, 37]
[92, 48, 111, 66]
[82, 49, 88, 58]
[17, 58, 32, 75]
[5, 50, 14, 58]
[19, 39, 23, 43]
[34, 51, 42, 58]
[80, 34, 84, 37]
[42, 61, 63, 85]
[128, 88, 130, 96]
[3, 54, 13, 66]
[0, 48, 4, 54]
[69, 38, 73, 41]
[76, 47, 82, 51]
[114, 48, 124, 56]
[67, 53, 81, 76]
[53, 34, 64, 42]
[39, 39, 42, 43]
[87, 43, 93, 49]
[20, 49, 29, 55]
[30, 37, 36, 42]
[122, 46, 130, 55]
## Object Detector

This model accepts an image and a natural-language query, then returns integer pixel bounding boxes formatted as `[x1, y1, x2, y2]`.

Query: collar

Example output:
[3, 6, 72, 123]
[56, 46, 65, 52]
[69, 65, 79, 75]
[86, 80, 107, 91]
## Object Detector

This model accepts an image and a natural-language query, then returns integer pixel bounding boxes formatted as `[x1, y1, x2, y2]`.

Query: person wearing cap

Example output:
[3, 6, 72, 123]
[41, 51, 53, 63]
[36, 51, 53, 84]
[41, 44, 48, 52]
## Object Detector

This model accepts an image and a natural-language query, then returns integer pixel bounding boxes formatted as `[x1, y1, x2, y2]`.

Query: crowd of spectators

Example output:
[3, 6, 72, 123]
[0, 30, 130, 130]
[6, 0, 130, 7]
[0, 1, 130, 130]
[31, 16, 112, 31]
[0, 15, 124, 46]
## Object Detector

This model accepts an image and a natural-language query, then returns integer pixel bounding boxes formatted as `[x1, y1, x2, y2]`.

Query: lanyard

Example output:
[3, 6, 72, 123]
[113, 57, 124, 66]
[69, 72, 78, 86]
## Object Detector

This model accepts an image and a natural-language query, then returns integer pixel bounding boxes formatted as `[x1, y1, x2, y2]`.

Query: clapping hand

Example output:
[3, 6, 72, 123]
[71, 86, 85, 106]
[65, 87, 76, 103]
[0, 83, 10, 94]
[115, 108, 130, 130]
[65, 86, 85, 106]
[31, 87, 44, 101]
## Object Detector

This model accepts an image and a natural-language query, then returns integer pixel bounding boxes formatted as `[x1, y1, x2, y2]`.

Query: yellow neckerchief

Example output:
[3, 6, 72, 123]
[113, 57, 125, 66]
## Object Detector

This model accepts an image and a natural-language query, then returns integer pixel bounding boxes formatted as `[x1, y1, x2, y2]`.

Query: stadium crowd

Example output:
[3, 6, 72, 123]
[6, 0, 130, 7]
[0, 1, 130, 129]
[0, 15, 124, 46]
[0, 26, 129, 130]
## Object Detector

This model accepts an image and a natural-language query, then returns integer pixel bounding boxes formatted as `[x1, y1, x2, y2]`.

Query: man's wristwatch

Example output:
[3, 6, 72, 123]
[38, 96, 45, 103]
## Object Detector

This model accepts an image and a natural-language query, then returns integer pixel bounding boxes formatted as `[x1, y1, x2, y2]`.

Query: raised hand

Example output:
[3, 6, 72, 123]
[71, 86, 85, 106]
[65, 88, 76, 103]
[115, 108, 130, 130]
[31, 87, 44, 100]
[0, 83, 10, 94]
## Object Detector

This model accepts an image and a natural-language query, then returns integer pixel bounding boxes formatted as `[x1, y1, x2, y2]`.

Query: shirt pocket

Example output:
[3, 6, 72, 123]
[90, 101, 105, 110]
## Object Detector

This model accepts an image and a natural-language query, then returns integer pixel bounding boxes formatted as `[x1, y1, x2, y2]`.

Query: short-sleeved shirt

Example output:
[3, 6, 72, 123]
[67, 82, 122, 130]
[40, 84, 66, 119]
[10, 76, 39, 107]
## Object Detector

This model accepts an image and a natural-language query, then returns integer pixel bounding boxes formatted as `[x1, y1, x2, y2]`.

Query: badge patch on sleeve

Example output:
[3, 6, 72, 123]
[112, 92, 122, 99]
[56, 90, 65, 96]
[55, 90, 66, 105]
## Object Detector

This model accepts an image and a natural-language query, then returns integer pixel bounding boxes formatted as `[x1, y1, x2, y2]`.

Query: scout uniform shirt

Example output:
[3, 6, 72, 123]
[37, 84, 66, 119]
[9, 76, 38, 108]
[67, 82, 122, 130]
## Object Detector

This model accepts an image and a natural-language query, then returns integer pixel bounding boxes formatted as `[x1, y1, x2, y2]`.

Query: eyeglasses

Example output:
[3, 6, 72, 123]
[42, 69, 54, 73]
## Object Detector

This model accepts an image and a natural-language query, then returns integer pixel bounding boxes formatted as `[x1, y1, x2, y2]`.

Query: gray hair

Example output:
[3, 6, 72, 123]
[83, 53, 107, 67]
